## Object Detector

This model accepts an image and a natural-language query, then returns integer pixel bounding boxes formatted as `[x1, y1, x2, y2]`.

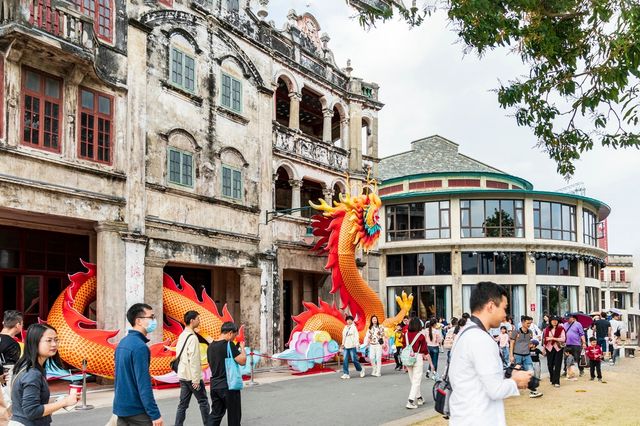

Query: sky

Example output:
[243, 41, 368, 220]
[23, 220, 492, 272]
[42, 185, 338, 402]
[265, 1, 640, 260]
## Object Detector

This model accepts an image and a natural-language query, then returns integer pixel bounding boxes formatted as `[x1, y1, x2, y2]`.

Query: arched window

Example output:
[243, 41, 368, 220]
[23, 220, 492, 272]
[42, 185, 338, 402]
[275, 167, 292, 211]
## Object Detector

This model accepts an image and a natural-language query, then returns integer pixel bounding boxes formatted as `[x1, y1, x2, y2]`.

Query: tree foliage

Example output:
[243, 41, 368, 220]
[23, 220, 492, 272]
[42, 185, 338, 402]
[349, 0, 640, 177]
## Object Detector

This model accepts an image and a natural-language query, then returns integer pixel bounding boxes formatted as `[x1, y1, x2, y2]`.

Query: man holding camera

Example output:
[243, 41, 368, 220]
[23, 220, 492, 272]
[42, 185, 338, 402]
[449, 282, 532, 425]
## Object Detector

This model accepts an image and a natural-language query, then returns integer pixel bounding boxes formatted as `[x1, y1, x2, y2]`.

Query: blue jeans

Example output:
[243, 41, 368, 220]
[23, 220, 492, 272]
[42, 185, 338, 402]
[500, 346, 510, 367]
[514, 354, 533, 371]
[342, 347, 362, 375]
[428, 346, 440, 373]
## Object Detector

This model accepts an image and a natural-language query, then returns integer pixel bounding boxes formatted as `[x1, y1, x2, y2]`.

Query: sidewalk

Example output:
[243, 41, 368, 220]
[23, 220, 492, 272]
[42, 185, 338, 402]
[419, 357, 640, 425]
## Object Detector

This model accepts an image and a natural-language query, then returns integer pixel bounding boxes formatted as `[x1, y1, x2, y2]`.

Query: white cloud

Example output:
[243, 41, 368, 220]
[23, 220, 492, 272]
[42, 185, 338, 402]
[267, 1, 640, 258]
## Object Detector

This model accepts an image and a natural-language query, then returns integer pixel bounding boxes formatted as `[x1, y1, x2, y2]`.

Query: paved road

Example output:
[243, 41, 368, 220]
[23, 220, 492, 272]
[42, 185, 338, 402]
[57, 363, 436, 426]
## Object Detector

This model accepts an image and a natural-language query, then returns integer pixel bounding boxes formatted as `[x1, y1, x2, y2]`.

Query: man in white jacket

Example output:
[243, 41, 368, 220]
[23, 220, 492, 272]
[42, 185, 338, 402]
[174, 310, 210, 426]
[449, 282, 532, 426]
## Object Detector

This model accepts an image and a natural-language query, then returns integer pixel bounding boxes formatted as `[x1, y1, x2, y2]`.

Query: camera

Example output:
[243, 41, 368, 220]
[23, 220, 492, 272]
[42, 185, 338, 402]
[504, 363, 540, 391]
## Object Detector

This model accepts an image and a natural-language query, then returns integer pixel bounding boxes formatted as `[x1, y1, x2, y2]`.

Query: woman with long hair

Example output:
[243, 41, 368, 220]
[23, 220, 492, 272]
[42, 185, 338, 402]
[424, 318, 442, 377]
[543, 316, 566, 387]
[10, 323, 77, 425]
[365, 315, 386, 377]
[404, 317, 433, 409]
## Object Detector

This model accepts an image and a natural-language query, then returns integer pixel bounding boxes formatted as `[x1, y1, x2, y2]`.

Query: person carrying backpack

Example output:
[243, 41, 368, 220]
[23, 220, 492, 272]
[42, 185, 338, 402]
[403, 317, 434, 409]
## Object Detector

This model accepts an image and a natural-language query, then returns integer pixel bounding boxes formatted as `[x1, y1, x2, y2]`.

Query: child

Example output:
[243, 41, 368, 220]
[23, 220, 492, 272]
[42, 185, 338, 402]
[393, 324, 404, 370]
[495, 326, 510, 367]
[610, 332, 621, 365]
[529, 339, 544, 397]
[565, 348, 578, 381]
[585, 337, 605, 382]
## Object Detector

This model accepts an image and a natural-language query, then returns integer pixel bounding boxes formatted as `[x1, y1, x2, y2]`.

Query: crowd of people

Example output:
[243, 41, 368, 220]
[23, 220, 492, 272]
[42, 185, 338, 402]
[0, 306, 246, 426]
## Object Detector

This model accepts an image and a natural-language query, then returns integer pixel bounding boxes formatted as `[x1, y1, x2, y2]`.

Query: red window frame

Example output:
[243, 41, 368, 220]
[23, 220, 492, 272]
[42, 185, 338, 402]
[620, 270, 626, 282]
[74, 0, 113, 43]
[78, 87, 114, 165]
[610, 270, 616, 282]
[600, 270, 604, 281]
[21, 67, 63, 153]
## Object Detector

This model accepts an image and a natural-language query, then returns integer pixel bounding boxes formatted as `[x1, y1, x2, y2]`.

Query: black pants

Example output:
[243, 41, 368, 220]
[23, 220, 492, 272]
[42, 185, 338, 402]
[117, 413, 152, 426]
[590, 360, 602, 379]
[208, 387, 241, 426]
[175, 379, 210, 425]
[394, 350, 402, 368]
[565, 345, 584, 373]
[547, 348, 563, 385]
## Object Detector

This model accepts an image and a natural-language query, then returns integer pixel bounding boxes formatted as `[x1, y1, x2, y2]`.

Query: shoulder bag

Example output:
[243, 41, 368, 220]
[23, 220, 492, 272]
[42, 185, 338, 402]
[170, 333, 193, 373]
[225, 342, 244, 391]
[432, 325, 476, 419]
[400, 333, 422, 367]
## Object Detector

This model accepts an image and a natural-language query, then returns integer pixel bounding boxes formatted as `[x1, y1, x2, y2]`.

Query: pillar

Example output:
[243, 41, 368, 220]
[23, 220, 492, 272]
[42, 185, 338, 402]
[288, 92, 301, 130]
[348, 103, 362, 170]
[125, 20, 151, 234]
[451, 249, 463, 316]
[340, 118, 349, 150]
[289, 179, 302, 216]
[322, 108, 333, 143]
[526, 251, 538, 323]
[370, 116, 379, 175]
[322, 188, 334, 204]
[144, 257, 167, 343]
[95, 222, 128, 339]
[239, 267, 263, 351]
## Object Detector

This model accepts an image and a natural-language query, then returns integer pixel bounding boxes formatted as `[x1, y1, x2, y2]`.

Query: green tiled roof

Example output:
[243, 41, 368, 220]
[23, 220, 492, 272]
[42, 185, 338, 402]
[379, 135, 505, 180]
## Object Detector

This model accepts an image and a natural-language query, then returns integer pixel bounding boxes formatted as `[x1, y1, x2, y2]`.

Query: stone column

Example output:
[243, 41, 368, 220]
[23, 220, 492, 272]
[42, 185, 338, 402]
[348, 103, 363, 171]
[144, 257, 167, 343]
[288, 92, 301, 130]
[451, 249, 463, 316]
[322, 188, 334, 204]
[370, 116, 379, 175]
[125, 20, 150, 234]
[340, 118, 349, 150]
[289, 179, 302, 217]
[95, 222, 128, 339]
[238, 267, 263, 351]
[322, 108, 333, 143]
[526, 251, 538, 323]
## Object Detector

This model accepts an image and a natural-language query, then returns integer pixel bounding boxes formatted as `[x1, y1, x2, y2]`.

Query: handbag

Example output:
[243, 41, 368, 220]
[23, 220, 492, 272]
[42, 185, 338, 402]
[225, 342, 244, 391]
[432, 325, 476, 419]
[579, 349, 588, 367]
[170, 334, 193, 373]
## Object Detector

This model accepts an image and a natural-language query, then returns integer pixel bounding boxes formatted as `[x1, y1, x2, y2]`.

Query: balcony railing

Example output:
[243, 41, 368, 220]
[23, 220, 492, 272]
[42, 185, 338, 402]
[1, 0, 95, 52]
[273, 123, 349, 172]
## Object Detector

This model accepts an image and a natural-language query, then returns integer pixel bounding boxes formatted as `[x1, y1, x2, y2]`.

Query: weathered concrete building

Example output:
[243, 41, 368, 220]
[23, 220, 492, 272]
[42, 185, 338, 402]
[0, 0, 382, 354]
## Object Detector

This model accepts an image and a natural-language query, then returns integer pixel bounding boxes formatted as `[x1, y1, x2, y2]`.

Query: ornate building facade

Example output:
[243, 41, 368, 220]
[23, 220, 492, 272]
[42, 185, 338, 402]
[0, 0, 381, 353]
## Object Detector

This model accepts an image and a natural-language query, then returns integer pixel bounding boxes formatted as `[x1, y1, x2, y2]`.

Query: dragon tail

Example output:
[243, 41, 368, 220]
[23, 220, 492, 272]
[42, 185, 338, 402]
[290, 299, 346, 345]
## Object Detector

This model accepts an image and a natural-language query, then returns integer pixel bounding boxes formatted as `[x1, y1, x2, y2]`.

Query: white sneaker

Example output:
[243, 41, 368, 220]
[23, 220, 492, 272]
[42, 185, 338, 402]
[360, 370, 366, 378]
[416, 397, 425, 406]
[340, 374, 350, 379]
[406, 401, 417, 409]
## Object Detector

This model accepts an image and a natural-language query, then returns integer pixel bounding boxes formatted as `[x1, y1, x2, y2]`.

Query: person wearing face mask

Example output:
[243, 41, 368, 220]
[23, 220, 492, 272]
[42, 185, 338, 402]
[113, 303, 163, 426]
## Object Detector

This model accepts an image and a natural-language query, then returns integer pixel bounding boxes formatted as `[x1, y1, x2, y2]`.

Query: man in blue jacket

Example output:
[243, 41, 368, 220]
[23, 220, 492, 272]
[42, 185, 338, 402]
[113, 303, 163, 426]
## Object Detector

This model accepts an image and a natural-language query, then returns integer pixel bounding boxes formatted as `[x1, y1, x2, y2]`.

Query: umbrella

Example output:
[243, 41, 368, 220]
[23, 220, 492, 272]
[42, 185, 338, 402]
[589, 311, 601, 316]
[609, 308, 623, 315]
[565, 312, 593, 328]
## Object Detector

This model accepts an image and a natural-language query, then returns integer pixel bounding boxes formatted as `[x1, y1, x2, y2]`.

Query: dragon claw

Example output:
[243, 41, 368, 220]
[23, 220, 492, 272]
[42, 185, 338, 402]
[395, 291, 414, 312]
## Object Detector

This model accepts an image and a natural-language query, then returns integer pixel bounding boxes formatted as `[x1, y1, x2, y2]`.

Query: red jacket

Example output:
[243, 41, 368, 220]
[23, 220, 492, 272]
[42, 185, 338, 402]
[585, 345, 603, 361]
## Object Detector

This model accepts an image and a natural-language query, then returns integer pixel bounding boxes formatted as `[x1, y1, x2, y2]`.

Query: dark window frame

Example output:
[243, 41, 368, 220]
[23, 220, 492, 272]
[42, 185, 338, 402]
[78, 87, 114, 164]
[167, 147, 194, 188]
[386, 201, 450, 242]
[21, 67, 63, 153]
[460, 199, 524, 238]
[386, 252, 452, 277]
[533, 200, 577, 241]
[582, 209, 598, 246]
[461, 251, 526, 275]
[535, 257, 579, 276]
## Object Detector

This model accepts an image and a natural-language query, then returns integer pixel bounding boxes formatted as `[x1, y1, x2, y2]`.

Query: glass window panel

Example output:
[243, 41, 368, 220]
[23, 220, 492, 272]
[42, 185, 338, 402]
[471, 228, 484, 238]
[460, 200, 469, 208]
[81, 90, 94, 109]
[440, 209, 449, 228]
[441, 201, 449, 209]
[402, 254, 417, 276]
[470, 200, 484, 227]
[551, 203, 562, 229]
[480, 253, 495, 274]
[98, 95, 111, 115]
[461, 208, 469, 227]
[440, 229, 450, 238]
[511, 253, 525, 274]
[516, 209, 524, 228]
[418, 253, 434, 276]
[435, 253, 451, 274]
[426, 229, 439, 239]
[45, 79, 60, 98]
[515, 200, 523, 208]
[561, 205, 570, 232]
[541, 202, 551, 228]
[486, 200, 500, 219]
[501, 200, 514, 226]
[222, 167, 232, 196]
[495, 253, 509, 274]
[536, 258, 546, 275]
[461, 252, 478, 274]
[425, 202, 438, 228]
[26, 71, 40, 92]
[410, 203, 424, 231]
[395, 205, 409, 231]
[542, 229, 551, 239]
[386, 255, 402, 277]
[461, 228, 471, 238]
